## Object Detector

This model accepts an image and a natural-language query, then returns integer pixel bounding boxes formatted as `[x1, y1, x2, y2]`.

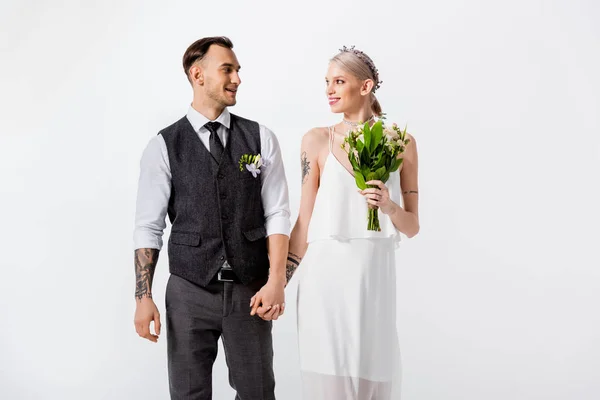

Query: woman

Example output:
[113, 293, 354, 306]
[286, 46, 420, 399]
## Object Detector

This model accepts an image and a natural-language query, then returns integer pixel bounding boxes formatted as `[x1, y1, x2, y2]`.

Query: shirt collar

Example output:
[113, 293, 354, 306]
[186, 106, 231, 132]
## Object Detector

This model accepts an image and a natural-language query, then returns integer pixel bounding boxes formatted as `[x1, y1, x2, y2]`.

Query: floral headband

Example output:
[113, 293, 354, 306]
[338, 45, 382, 92]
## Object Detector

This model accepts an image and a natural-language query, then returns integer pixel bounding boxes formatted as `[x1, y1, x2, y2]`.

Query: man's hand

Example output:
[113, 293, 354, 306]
[134, 297, 161, 342]
[134, 248, 160, 342]
[253, 233, 288, 321]
[250, 278, 286, 321]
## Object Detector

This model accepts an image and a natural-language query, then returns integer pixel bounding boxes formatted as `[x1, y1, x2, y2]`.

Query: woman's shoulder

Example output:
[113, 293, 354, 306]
[398, 131, 418, 162]
[405, 131, 417, 151]
[301, 126, 329, 147]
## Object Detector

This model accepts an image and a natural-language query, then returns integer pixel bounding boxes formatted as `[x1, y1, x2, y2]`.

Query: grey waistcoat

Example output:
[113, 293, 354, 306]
[160, 113, 269, 287]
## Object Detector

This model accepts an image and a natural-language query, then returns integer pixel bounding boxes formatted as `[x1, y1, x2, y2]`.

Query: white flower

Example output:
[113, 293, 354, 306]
[255, 154, 263, 168]
[239, 153, 267, 177]
[384, 126, 399, 141]
[355, 131, 364, 143]
[349, 127, 363, 139]
[246, 163, 262, 178]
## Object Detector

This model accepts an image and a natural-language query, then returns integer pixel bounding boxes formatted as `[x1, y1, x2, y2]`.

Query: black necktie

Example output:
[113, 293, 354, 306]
[204, 121, 224, 161]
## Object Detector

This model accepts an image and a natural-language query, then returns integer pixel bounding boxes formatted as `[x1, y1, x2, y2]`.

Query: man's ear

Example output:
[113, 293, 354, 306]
[189, 64, 204, 85]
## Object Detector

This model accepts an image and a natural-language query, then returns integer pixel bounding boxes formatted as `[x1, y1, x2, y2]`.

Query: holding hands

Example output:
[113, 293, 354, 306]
[250, 279, 286, 321]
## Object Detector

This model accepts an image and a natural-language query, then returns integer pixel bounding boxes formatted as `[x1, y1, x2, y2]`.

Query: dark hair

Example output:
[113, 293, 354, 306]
[182, 36, 234, 82]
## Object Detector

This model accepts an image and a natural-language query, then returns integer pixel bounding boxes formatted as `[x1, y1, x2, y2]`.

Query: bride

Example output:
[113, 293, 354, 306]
[285, 46, 420, 399]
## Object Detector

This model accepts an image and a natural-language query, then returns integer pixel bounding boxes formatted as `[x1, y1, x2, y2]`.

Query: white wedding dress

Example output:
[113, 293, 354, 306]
[296, 127, 403, 399]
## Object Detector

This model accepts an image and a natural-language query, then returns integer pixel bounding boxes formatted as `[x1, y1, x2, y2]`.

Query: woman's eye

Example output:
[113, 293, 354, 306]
[336, 80, 344, 84]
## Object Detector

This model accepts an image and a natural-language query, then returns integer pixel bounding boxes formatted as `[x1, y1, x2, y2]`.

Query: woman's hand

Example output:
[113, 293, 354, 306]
[360, 180, 399, 215]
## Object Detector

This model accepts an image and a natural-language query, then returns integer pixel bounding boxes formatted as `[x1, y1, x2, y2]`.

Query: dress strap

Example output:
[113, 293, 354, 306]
[328, 126, 334, 153]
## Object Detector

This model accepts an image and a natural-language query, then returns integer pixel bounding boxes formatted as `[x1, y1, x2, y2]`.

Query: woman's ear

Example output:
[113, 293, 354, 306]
[361, 79, 374, 96]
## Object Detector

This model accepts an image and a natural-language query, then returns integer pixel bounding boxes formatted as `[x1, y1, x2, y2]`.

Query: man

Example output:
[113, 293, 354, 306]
[133, 36, 290, 400]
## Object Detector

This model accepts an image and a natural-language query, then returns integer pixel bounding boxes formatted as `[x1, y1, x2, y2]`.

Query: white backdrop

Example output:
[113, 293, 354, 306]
[1, 0, 599, 399]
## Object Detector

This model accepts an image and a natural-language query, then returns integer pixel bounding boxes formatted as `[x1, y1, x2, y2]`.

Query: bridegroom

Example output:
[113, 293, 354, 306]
[132, 36, 290, 399]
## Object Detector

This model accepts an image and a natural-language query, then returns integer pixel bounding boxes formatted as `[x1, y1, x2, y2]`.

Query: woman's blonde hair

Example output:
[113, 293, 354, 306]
[330, 46, 383, 116]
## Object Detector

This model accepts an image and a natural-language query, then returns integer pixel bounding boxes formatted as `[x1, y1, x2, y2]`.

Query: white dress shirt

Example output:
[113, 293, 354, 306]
[133, 106, 291, 250]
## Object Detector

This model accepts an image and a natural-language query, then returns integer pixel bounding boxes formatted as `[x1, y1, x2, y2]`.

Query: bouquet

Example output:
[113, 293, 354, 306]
[342, 120, 410, 231]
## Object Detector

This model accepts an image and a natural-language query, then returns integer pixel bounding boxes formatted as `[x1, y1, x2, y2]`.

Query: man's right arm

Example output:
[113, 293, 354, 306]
[133, 134, 171, 342]
[135, 248, 159, 300]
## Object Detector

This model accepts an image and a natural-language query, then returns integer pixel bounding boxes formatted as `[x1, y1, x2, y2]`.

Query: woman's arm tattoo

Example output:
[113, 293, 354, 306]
[301, 152, 311, 185]
[286, 252, 303, 284]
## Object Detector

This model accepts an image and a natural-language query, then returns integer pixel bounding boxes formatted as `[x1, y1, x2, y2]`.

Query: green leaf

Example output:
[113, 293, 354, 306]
[375, 153, 387, 170]
[360, 145, 370, 165]
[361, 165, 370, 177]
[349, 152, 360, 170]
[356, 139, 364, 154]
[366, 171, 378, 183]
[381, 172, 390, 182]
[370, 121, 383, 153]
[354, 172, 367, 190]
[363, 123, 371, 151]
[389, 157, 403, 172]
[375, 166, 386, 180]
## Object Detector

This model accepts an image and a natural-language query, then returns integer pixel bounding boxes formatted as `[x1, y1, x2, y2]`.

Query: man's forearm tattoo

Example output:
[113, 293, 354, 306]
[135, 248, 159, 300]
[286, 252, 302, 283]
[301, 152, 311, 185]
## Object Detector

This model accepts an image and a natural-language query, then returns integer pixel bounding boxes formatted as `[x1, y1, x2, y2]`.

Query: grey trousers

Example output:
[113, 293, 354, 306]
[166, 274, 275, 400]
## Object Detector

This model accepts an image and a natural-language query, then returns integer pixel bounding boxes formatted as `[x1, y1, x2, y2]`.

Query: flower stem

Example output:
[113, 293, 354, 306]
[367, 207, 381, 231]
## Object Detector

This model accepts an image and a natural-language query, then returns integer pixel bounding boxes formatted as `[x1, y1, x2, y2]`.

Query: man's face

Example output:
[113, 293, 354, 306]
[197, 45, 241, 107]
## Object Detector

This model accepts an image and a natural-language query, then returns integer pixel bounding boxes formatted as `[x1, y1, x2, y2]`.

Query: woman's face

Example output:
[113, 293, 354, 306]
[325, 62, 366, 114]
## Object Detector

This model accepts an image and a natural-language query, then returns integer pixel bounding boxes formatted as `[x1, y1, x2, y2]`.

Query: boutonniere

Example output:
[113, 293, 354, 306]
[238, 153, 268, 178]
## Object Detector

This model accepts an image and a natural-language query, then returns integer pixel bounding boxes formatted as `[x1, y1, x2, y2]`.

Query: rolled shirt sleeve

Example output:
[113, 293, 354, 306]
[133, 135, 171, 250]
[259, 125, 291, 237]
